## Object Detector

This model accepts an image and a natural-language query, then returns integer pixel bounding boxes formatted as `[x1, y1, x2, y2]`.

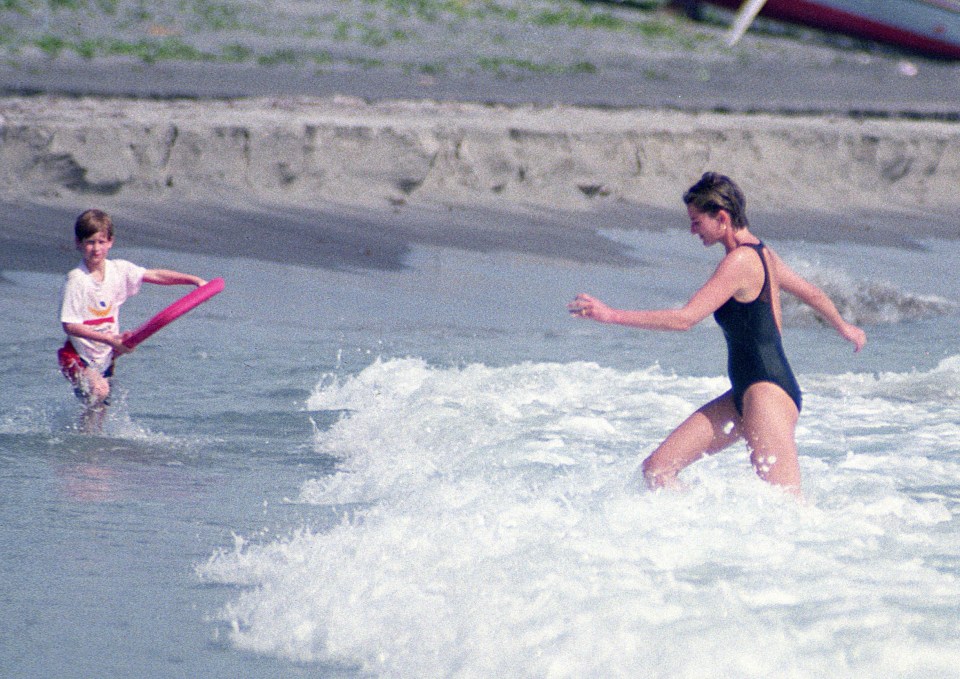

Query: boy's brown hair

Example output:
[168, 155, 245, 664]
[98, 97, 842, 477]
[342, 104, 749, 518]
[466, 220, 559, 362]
[74, 209, 114, 242]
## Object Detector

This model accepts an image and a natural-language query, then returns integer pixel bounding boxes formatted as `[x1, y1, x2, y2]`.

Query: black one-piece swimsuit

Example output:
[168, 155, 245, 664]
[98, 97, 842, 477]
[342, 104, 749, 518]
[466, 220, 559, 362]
[712, 242, 802, 416]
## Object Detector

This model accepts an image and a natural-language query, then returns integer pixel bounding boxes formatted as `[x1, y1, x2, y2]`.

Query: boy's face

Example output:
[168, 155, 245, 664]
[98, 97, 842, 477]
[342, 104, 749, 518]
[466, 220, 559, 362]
[77, 231, 113, 269]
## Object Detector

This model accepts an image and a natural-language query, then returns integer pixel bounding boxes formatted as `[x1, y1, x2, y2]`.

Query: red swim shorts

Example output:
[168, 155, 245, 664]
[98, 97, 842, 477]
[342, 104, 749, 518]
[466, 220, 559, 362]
[58, 341, 114, 396]
[58, 340, 87, 385]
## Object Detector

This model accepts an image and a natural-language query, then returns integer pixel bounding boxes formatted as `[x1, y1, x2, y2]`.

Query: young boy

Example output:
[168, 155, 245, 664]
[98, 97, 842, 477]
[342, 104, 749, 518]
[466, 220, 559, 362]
[58, 209, 207, 431]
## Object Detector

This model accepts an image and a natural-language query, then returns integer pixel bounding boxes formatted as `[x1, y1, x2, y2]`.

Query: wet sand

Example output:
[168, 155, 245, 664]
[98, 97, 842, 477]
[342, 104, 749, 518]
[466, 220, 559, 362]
[2, 94, 958, 278]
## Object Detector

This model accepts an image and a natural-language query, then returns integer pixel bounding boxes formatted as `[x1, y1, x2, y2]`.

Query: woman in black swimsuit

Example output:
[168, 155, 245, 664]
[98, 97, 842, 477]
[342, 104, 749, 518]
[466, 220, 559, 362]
[569, 172, 866, 496]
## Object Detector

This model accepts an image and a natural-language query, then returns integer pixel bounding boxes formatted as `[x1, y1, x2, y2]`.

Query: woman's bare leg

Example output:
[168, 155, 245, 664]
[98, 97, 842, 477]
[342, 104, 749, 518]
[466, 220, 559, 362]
[740, 382, 801, 495]
[640, 391, 742, 490]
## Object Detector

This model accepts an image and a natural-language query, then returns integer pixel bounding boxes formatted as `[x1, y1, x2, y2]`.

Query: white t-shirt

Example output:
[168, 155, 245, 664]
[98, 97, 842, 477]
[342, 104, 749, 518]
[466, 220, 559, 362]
[60, 259, 146, 371]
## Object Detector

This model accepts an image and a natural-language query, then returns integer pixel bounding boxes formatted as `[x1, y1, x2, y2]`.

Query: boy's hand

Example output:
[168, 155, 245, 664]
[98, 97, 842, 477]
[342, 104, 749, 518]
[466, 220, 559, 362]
[113, 333, 134, 355]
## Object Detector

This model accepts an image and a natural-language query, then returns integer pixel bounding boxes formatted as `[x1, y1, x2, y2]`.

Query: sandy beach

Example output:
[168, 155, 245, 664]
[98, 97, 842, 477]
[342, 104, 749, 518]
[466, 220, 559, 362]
[1, 0, 958, 272]
[2, 94, 958, 277]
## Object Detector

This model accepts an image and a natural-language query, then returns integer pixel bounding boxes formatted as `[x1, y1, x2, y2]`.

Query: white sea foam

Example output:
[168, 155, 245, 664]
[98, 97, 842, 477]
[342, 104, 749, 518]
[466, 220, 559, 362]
[198, 357, 960, 677]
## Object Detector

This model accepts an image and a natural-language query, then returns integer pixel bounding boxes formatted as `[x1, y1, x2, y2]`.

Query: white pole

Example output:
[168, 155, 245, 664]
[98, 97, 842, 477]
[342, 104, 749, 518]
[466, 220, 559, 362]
[726, 0, 770, 46]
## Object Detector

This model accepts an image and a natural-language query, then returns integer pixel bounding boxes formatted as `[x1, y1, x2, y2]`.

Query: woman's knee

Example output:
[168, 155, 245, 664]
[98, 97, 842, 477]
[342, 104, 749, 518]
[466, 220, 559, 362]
[748, 443, 801, 490]
[640, 449, 689, 489]
[640, 455, 663, 487]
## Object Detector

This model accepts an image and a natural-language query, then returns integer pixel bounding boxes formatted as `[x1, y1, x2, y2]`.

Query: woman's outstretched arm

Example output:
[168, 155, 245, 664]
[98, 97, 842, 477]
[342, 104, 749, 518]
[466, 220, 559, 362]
[769, 250, 866, 352]
[569, 247, 758, 331]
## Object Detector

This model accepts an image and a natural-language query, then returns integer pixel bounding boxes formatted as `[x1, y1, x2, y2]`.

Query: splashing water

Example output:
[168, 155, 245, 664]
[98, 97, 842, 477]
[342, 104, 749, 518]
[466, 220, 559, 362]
[7, 229, 960, 678]
[199, 357, 960, 677]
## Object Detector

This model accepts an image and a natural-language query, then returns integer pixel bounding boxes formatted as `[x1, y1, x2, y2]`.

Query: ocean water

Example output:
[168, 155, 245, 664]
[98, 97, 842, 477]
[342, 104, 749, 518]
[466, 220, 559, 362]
[2, 218, 959, 678]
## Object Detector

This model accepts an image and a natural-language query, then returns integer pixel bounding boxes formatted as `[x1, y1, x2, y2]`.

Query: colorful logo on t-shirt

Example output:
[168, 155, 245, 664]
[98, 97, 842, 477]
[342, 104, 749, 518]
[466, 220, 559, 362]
[84, 300, 115, 326]
[87, 300, 113, 318]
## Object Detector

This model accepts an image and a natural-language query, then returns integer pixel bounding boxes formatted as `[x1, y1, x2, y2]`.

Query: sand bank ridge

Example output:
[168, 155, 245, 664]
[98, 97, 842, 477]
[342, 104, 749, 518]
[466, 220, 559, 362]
[2, 95, 958, 219]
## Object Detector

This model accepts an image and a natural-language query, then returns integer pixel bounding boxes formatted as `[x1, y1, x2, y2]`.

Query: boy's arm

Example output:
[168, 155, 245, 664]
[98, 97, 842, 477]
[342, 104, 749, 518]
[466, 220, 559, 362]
[62, 322, 132, 355]
[142, 269, 206, 287]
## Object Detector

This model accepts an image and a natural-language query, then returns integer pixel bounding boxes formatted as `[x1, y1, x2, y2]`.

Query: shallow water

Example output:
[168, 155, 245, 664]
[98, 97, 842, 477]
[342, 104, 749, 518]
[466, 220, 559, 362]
[2, 221, 959, 678]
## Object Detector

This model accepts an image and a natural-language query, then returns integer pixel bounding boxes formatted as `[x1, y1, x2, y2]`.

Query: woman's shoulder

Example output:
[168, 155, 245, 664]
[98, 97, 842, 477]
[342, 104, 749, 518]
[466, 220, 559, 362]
[718, 242, 767, 290]
[724, 242, 764, 265]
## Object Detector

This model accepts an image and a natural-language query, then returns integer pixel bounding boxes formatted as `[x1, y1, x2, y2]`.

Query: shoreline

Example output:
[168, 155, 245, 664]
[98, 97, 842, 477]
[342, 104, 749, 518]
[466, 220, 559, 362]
[3, 190, 956, 279]
[0, 94, 957, 274]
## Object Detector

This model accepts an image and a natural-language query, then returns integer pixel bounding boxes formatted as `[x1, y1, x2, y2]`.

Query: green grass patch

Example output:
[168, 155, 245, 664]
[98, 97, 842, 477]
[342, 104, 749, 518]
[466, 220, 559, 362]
[570, 60, 597, 74]
[378, 0, 441, 22]
[122, 37, 208, 63]
[188, 0, 241, 31]
[64, 36, 212, 63]
[257, 48, 300, 66]
[477, 54, 597, 76]
[333, 20, 352, 41]
[419, 61, 444, 74]
[75, 38, 98, 58]
[534, 8, 626, 30]
[34, 34, 67, 57]
[641, 66, 668, 80]
[403, 60, 446, 75]
[330, 18, 410, 47]
[49, 0, 86, 10]
[123, 3, 153, 24]
[348, 56, 385, 68]
[632, 17, 682, 40]
[221, 42, 253, 63]
[310, 50, 334, 66]
[531, 5, 683, 41]
[0, 0, 29, 12]
[363, 0, 506, 22]
[359, 26, 389, 47]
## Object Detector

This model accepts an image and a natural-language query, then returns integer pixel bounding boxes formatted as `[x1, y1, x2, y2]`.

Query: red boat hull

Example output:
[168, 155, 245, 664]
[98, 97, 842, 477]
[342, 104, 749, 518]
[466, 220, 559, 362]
[704, 0, 960, 58]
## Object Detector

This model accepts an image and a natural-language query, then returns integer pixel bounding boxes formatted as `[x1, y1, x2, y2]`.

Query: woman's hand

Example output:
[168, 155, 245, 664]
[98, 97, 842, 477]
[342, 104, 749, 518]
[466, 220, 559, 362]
[568, 294, 616, 323]
[839, 322, 867, 353]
